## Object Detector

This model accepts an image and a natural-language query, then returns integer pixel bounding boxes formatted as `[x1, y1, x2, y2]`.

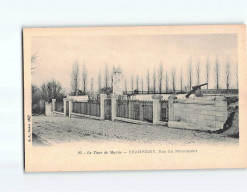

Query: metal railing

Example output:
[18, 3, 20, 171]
[73, 100, 100, 117]
[55, 101, 64, 113]
[117, 100, 153, 123]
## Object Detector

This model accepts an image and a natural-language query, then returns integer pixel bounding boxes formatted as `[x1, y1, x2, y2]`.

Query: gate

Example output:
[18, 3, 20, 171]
[160, 100, 168, 122]
[104, 99, 111, 120]
[66, 101, 69, 116]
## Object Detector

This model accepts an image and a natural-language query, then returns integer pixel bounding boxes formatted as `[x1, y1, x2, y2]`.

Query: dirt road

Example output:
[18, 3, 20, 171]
[32, 116, 238, 146]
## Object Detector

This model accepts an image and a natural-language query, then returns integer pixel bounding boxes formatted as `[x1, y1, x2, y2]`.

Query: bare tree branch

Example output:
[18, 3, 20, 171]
[215, 56, 220, 90]
[136, 75, 139, 91]
[165, 70, 169, 93]
[187, 58, 192, 90]
[90, 77, 94, 92]
[196, 60, 200, 85]
[131, 74, 134, 92]
[206, 57, 210, 90]
[171, 68, 176, 93]
[82, 63, 88, 92]
[70, 62, 79, 92]
[105, 64, 109, 88]
[124, 79, 127, 93]
[146, 69, 150, 94]
[225, 58, 231, 91]
[158, 61, 163, 93]
[141, 78, 144, 93]
[153, 67, 156, 93]
[180, 68, 183, 92]
[98, 70, 101, 92]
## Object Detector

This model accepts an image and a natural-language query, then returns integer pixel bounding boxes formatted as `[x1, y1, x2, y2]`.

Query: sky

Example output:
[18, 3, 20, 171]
[31, 33, 238, 93]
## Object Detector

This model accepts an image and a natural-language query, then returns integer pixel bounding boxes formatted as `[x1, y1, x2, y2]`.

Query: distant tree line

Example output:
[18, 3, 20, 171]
[70, 56, 238, 95]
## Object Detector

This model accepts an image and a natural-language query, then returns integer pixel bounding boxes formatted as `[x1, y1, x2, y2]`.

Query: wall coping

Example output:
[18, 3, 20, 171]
[53, 111, 64, 115]
[174, 98, 215, 105]
[70, 112, 101, 120]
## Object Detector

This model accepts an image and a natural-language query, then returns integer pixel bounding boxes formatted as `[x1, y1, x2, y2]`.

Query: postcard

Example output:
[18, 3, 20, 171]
[23, 25, 247, 172]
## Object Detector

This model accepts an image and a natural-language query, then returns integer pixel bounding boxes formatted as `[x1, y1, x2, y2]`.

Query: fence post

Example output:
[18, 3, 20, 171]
[152, 95, 163, 125]
[63, 98, 67, 117]
[111, 94, 118, 121]
[168, 95, 177, 122]
[128, 101, 132, 119]
[100, 94, 107, 120]
[52, 99, 56, 114]
[45, 102, 52, 116]
[69, 100, 73, 117]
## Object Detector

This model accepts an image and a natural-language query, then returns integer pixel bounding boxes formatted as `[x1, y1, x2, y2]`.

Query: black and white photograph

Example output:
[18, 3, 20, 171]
[31, 30, 239, 146]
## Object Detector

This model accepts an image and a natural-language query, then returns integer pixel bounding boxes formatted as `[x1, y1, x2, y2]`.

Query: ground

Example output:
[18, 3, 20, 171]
[32, 116, 238, 146]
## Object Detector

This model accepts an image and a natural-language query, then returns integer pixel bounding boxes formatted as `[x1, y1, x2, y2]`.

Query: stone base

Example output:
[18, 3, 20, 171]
[70, 112, 101, 120]
[168, 121, 220, 132]
[53, 111, 64, 116]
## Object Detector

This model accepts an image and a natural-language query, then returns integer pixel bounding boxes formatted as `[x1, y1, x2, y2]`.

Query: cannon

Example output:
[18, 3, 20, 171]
[186, 83, 208, 98]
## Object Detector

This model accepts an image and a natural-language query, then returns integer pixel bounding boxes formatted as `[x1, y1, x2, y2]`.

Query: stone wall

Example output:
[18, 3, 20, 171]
[168, 96, 228, 131]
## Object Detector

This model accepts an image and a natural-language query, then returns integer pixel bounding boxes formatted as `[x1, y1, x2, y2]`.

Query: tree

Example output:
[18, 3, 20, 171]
[131, 74, 134, 92]
[188, 58, 192, 90]
[196, 60, 200, 85]
[171, 68, 176, 93]
[146, 69, 150, 94]
[105, 64, 109, 88]
[98, 70, 102, 92]
[180, 68, 183, 92]
[136, 75, 139, 91]
[82, 63, 88, 92]
[90, 78, 94, 92]
[206, 57, 210, 90]
[32, 84, 43, 114]
[141, 78, 144, 93]
[153, 67, 156, 93]
[110, 65, 115, 88]
[158, 61, 164, 93]
[165, 70, 169, 93]
[124, 79, 127, 93]
[71, 62, 79, 92]
[215, 56, 220, 90]
[225, 58, 231, 91]
[41, 79, 64, 103]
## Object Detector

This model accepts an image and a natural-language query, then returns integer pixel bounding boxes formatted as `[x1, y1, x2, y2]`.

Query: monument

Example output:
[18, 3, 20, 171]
[112, 67, 124, 95]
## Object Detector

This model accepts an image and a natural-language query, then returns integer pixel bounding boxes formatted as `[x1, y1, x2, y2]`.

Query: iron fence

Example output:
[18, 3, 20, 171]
[160, 100, 168, 122]
[117, 100, 129, 118]
[117, 100, 153, 123]
[142, 101, 153, 123]
[73, 100, 100, 117]
[55, 101, 64, 113]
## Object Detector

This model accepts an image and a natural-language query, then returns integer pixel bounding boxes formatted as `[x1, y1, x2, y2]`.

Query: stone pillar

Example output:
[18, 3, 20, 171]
[168, 95, 177, 121]
[152, 95, 163, 125]
[69, 100, 73, 118]
[128, 101, 132, 119]
[63, 98, 67, 117]
[100, 94, 107, 120]
[52, 99, 56, 113]
[45, 102, 52, 116]
[111, 94, 118, 121]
